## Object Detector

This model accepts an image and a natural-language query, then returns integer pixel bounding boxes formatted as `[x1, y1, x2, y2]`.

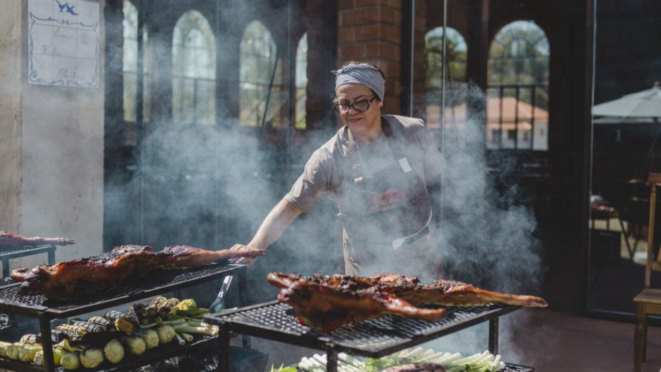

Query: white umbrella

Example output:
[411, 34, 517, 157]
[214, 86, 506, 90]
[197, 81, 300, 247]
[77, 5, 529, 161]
[592, 82, 661, 120]
[591, 82, 661, 180]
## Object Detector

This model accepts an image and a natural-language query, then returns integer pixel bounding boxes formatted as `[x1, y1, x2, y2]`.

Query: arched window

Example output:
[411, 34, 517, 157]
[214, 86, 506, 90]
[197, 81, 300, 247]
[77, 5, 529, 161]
[295, 33, 308, 130]
[172, 10, 216, 125]
[122, 0, 150, 123]
[239, 21, 283, 127]
[487, 20, 550, 150]
[423, 27, 468, 129]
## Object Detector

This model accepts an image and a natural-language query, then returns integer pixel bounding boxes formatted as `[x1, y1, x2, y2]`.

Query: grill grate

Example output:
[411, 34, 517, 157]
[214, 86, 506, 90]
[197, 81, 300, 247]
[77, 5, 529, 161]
[503, 365, 534, 372]
[0, 262, 241, 316]
[0, 245, 51, 255]
[213, 301, 516, 354]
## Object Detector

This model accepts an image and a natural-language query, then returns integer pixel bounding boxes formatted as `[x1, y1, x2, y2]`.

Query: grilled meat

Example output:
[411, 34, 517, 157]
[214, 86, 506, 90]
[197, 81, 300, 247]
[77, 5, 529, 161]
[11, 245, 265, 300]
[392, 279, 548, 308]
[0, 232, 75, 248]
[268, 273, 547, 308]
[278, 280, 446, 333]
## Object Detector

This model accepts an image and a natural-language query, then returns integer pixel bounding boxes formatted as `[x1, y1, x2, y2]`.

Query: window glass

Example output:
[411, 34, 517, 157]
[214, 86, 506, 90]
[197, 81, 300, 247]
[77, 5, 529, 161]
[487, 21, 549, 150]
[424, 27, 467, 130]
[122, 0, 150, 123]
[295, 33, 308, 130]
[239, 21, 284, 127]
[172, 10, 217, 125]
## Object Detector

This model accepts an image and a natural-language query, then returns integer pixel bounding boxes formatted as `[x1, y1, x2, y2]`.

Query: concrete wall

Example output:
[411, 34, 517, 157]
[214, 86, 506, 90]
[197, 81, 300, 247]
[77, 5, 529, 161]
[0, 1, 23, 238]
[0, 0, 105, 269]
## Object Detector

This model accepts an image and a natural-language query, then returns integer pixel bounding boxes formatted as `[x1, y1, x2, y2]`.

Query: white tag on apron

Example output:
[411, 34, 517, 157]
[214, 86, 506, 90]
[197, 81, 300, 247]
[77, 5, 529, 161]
[398, 158, 412, 173]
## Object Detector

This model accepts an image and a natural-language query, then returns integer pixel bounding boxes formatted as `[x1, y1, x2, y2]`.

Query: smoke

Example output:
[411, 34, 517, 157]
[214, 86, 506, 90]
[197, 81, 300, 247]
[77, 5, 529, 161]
[433, 83, 543, 294]
[104, 1, 544, 366]
[412, 82, 544, 366]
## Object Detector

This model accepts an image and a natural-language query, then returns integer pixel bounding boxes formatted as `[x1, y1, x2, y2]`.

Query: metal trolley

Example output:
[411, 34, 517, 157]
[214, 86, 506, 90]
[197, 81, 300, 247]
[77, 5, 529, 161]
[0, 261, 248, 371]
[205, 301, 533, 372]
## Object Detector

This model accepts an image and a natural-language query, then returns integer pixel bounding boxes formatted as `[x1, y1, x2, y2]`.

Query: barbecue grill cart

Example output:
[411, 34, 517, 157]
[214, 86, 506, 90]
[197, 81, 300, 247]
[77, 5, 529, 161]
[0, 245, 57, 278]
[0, 261, 248, 371]
[205, 301, 534, 372]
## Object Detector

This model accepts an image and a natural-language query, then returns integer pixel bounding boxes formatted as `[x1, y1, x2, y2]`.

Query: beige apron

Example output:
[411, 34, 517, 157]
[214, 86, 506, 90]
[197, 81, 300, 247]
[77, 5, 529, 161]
[339, 119, 439, 277]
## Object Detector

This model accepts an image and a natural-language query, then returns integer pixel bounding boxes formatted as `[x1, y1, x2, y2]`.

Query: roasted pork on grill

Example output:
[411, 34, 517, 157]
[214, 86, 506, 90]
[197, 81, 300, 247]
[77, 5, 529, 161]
[268, 273, 548, 308]
[277, 280, 446, 333]
[0, 232, 75, 248]
[11, 245, 265, 300]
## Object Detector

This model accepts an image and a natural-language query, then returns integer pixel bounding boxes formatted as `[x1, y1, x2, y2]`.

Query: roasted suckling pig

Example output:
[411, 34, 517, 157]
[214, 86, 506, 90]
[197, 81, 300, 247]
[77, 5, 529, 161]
[268, 272, 547, 333]
[268, 273, 547, 308]
[0, 232, 75, 248]
[11, 245, 264, 300]
[277, 280, 446, 333]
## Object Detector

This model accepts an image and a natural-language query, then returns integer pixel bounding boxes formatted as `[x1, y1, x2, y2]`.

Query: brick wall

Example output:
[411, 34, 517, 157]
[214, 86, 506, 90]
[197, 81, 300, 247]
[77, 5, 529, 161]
[337, 0, 403, 114]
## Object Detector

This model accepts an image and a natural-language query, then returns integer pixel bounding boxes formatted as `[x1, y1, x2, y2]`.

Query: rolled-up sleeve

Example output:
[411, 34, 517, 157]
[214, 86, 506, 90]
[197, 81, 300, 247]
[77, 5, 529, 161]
[284, 149, 332, 213]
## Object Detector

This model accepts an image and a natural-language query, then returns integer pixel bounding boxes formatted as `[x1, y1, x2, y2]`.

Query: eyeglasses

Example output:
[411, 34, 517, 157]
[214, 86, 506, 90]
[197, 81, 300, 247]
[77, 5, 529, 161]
[334, 96, 378, 114]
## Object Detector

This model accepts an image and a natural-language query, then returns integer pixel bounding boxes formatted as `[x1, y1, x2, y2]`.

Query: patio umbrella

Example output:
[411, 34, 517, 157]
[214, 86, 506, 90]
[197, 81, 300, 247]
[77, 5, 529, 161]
[593, 82, 661, 121]
[592, 82, 661, 175]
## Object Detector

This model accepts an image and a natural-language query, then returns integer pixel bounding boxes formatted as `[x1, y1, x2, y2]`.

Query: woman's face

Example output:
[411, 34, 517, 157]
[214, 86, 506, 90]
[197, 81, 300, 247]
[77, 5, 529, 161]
[335, 83, 383, 141]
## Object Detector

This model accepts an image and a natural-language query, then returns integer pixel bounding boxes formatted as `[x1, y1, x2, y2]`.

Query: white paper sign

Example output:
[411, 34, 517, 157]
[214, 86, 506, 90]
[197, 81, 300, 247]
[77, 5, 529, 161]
[28, 0, 100, 88]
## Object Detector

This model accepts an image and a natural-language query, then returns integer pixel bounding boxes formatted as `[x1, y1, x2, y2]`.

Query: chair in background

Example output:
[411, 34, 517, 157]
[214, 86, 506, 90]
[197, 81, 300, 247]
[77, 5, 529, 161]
[633, 173, 661, 372]
[619, 179, 652, 260]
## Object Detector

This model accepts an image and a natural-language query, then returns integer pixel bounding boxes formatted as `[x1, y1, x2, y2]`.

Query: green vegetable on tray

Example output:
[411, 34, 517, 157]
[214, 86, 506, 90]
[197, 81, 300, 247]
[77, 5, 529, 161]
[156, 325, 176, 344]
[297, 347, 507, 372]
[103, 339, 125, 364]
[79, 348, 104, 369]
[60, 352, 80, 370]
[270, 364, 299, 372]
[18, 343, 42, 363]
[124, 336, 147, 355]
[139, 329, 160, 349]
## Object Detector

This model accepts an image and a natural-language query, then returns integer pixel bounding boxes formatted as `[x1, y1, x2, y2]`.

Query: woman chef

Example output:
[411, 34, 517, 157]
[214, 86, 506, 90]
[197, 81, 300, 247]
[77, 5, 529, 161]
[232, 61, 445, 277]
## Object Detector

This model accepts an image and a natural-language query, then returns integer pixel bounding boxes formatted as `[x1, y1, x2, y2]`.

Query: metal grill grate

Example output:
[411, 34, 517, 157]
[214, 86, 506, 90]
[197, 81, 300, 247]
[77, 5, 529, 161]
[0, 245, 51, 255]
[215, 301, 515, 354]
[0, 262, 240, 316]
[503, 365, 534, 372]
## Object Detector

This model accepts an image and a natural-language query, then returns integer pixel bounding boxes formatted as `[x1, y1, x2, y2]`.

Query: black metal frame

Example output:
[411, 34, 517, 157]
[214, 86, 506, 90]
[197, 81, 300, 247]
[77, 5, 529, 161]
[0, 245, 56, 278]
[206, 301, 531, 372]
[0, 263, 248, 371]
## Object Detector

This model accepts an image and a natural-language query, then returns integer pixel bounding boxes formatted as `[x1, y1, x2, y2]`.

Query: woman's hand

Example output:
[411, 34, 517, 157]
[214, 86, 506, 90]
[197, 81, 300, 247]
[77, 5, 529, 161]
[230, 244, 262, 267]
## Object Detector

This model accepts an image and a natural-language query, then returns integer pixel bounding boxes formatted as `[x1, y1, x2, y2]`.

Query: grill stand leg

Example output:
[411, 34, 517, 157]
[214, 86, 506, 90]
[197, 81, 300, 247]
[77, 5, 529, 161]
[39, 314, 55, 372]
[488, 318, 499, 355]
[2, 259, 8, 279]
[326, 343, 338, 372]
[47, 246, 56, 264]
[218, 322, 230, 372]
[237, 267, 251, 348]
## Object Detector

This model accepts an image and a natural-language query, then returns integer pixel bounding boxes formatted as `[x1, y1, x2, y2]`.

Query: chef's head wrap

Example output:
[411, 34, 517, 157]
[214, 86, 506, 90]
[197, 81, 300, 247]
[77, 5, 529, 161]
[333, 63, 385, 101]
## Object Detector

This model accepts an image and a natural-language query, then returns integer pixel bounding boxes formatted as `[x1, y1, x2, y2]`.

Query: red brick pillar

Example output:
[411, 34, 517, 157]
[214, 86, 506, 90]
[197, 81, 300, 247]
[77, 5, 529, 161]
[337, 0, 403, 114]
[413, 0, 428, 118]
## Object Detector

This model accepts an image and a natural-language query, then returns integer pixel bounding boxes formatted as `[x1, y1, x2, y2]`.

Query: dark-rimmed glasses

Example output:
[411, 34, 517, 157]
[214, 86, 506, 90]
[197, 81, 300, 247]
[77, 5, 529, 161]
[334, 96, 378, 114]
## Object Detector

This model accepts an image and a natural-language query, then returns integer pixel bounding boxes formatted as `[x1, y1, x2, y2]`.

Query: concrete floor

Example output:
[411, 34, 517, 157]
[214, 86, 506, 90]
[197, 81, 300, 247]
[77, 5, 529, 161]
[242, 308, 661, 372]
